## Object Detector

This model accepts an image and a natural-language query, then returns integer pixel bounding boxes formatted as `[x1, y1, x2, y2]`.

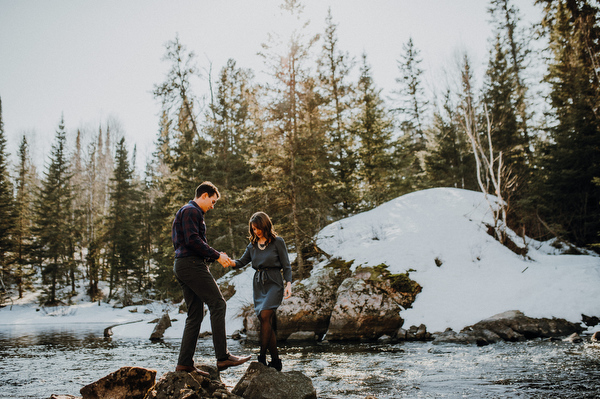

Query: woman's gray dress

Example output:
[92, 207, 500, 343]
[234, 237, 293, 316]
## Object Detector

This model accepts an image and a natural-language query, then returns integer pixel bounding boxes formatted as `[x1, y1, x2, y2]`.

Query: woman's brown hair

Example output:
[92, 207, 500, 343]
[248, 211, 277, 246]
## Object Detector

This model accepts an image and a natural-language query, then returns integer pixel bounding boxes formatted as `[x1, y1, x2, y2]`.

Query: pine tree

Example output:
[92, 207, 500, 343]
[257, 0, 328, 276]
[317, 9, 358, 215]
[106, 137, 142, 304]
[535, 0, 600, 245]
[67, 129, 86, 294]
[12, 135, 36, 298]
[153, 35, 208, 204]
[424, 92, 477, 190]
[146, 112, 179, 300]
[152, 36, 211, 294]
[351, 54, 395, 208]
[204, 59, 261, 260]
[489, 0, 532, 155]
[392, 38, 430, 194]
[0, 97, 15, 291]
[36, 116, 75, 305]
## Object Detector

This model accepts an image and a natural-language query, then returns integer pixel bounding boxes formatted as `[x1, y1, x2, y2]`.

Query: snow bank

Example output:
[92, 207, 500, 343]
[316, 187, 600, 332]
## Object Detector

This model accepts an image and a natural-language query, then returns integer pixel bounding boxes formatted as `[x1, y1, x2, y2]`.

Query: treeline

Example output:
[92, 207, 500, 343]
[0, 0, 598, 306]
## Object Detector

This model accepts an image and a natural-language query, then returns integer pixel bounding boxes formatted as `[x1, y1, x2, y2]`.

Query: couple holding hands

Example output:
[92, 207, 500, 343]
[172, 181, 292, 376]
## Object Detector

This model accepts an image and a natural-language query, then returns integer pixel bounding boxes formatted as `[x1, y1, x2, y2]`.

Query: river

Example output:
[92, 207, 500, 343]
[1, 325, 599, 398]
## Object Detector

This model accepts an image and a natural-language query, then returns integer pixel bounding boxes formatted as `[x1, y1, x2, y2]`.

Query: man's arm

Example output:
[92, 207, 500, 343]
[180, 207, 220, 260]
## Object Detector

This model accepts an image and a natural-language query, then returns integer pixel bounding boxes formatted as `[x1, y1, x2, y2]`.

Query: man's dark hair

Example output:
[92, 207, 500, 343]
[195, 181, 220, 199]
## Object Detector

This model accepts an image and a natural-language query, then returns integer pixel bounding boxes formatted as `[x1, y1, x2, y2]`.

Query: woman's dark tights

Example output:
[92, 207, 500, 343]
[258, 309, 278, 360]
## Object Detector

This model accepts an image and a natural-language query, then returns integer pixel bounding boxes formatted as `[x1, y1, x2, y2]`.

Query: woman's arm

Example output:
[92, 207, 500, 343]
[275, 237, 293, 296]
[231, 243, 253, 268]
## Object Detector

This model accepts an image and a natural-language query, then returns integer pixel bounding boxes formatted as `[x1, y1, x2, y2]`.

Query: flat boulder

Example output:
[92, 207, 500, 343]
[232, 362, 316, 399]
[433, 310, 584, 345]
[80, 366, 156, 399]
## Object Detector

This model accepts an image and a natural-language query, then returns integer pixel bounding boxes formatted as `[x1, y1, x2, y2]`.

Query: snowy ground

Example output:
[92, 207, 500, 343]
[2, 187, 599, 338]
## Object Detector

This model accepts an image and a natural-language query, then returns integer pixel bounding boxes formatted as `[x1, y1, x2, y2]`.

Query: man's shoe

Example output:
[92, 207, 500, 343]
[216, 354, 252, 371]
[175, 364, 210, 377]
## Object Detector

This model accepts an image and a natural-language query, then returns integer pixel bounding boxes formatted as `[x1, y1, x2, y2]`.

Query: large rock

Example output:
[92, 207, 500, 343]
[244, 259, 352, 342]
[80, 366, 156, 399]
[433, 310, 584, 345]
[325, 277, 403, 341]
[232, 362, 317, 399]
[144, 369, 240, 399]
[241, 259, 416, 342]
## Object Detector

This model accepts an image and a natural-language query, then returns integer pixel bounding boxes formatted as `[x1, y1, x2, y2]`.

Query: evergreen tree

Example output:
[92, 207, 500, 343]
[535, 0, 600, 245]
[392, 37, 430, 193]
[153, 35, 208, 203]
[204, 59, 261, 260]
[152, 37, 211, 295]
[67, 129, 86, 294]
[351, 54, 395, 208]
[106, 137, 142, 304]
[0, 97, 15, 290]
[257, 0, 329, 276]
[489, 0, 532, 155]
[146, 111, 179, 300]
[317, 9, 358, 215]
[424, 92, 477, 190]
[36, 117, 75, 305]
[12, 135, 36, 298]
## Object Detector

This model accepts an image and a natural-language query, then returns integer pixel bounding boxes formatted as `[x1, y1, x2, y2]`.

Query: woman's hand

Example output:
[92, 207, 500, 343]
[284, 281, 292, 299]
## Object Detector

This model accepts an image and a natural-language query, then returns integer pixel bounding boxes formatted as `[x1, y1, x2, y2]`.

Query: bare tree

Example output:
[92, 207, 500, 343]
[458, 55, 517, 246]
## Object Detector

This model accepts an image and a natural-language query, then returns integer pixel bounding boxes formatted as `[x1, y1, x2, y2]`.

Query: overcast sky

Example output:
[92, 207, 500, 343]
[0, 0, 543, 171]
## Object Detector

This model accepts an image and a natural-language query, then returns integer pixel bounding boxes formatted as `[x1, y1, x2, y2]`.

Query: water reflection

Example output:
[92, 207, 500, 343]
[1, 327, 599, 399]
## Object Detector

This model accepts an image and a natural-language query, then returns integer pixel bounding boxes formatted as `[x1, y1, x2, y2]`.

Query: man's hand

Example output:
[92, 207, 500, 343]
[217, 252, 234, 267]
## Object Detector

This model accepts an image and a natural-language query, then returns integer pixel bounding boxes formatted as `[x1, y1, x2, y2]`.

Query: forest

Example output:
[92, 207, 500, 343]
[0, 0, 598, 306]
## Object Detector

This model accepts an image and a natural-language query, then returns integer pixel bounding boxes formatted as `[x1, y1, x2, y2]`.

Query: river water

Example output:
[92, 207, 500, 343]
[1, 325, 599, 399]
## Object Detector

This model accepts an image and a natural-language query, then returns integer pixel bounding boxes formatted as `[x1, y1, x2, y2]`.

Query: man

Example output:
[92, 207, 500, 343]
[172, 181, 250, 374]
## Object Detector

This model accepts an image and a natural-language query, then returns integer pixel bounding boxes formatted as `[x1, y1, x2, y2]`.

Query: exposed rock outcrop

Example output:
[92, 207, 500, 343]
[432, 310, 584, 345]
[244, 259, 352, 342]
[242, 259, 419, 342]
[80, 366, 156, 399]
[325, 277, 404, 341]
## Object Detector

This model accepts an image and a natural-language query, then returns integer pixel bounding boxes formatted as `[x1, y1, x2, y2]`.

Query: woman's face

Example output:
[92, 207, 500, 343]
[252, 224, 263, 238]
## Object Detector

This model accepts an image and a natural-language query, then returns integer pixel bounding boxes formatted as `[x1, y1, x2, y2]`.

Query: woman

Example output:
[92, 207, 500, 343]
[230, 211, 292, 371]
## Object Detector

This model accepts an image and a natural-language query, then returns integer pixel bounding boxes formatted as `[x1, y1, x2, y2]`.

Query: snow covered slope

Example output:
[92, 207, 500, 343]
[316, 188, 600, 332]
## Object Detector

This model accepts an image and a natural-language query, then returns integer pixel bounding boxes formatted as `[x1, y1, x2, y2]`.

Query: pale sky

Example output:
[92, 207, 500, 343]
[0, 0, 543, 171]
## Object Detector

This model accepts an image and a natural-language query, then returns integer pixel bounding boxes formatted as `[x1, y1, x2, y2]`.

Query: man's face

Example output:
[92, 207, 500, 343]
[197, 193, 218, 213]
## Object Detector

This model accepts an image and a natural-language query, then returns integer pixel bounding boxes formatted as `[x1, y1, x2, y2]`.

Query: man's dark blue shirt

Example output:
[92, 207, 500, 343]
[172, 200, 220, 260]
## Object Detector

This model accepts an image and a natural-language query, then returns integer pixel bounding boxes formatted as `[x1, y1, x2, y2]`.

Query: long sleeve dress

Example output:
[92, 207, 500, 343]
[234, 236, 293, 316]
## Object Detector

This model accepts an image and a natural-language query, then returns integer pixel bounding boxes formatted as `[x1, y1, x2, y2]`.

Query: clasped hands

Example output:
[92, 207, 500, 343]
[217, 252, 235, 268]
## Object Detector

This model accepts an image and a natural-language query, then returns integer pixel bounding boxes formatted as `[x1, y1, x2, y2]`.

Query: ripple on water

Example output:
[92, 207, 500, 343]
[1, 328, 600, 399]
